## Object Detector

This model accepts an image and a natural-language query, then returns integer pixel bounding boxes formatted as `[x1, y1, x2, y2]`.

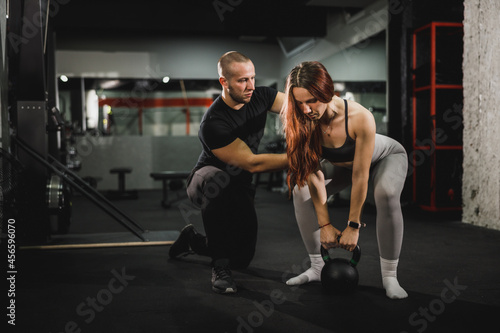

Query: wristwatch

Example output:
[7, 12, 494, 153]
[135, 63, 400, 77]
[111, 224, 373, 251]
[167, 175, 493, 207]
[347, 221, 366, 229]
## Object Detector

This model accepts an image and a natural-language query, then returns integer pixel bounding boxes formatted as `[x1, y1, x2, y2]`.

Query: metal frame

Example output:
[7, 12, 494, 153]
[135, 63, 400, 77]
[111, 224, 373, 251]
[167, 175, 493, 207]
[411, 22, 463, 211]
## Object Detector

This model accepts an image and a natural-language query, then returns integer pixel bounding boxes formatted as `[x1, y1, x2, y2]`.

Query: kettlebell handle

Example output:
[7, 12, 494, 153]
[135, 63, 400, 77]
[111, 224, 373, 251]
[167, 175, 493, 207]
[320, 243, 361, 267]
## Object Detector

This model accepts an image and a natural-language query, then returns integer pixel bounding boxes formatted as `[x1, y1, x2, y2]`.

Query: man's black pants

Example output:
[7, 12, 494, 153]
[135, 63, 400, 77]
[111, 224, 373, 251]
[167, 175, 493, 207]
[186, 166, 257, 269]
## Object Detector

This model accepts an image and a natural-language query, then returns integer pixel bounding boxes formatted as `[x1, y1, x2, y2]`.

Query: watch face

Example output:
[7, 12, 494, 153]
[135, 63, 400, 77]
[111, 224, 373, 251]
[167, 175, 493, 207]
[348, 221, 360, 229]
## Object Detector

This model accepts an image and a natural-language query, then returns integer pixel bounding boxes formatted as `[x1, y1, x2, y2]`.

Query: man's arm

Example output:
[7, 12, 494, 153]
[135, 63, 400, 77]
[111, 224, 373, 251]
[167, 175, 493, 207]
[212, 138, 287, 174]
[269, 91, 285, 113]
[211, 90, 287, 173]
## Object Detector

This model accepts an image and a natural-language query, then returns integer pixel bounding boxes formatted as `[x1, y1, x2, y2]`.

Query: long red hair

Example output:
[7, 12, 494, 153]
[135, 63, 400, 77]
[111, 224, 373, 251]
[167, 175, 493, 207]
[280, 61, 335, 193]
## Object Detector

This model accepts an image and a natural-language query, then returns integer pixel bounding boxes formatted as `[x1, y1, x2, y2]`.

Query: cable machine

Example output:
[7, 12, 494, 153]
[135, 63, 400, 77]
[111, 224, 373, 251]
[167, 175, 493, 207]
[5, 0, 147, 245]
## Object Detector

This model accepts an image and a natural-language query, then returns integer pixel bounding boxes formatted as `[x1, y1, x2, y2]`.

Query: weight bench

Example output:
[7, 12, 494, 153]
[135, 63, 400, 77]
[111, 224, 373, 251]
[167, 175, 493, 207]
[107, 167, 138, 200]
[150, 171, 191, 208]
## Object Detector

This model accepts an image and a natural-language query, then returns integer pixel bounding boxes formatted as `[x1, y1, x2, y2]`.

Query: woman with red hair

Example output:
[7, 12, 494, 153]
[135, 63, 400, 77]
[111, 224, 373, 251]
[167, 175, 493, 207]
[281, 61, 408, 299]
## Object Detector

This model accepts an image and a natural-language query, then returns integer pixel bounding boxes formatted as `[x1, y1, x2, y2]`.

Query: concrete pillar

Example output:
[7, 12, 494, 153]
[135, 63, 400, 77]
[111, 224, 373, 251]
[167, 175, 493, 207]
[462, 0, 500, 229]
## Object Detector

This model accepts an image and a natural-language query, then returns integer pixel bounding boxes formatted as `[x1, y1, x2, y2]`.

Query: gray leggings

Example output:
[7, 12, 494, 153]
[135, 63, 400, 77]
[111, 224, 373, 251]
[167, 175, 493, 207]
[293, 135, 408, 260]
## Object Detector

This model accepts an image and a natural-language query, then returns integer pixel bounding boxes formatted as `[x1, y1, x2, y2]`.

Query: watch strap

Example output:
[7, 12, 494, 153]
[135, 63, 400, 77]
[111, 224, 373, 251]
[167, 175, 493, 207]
[348, 221, 366, 229]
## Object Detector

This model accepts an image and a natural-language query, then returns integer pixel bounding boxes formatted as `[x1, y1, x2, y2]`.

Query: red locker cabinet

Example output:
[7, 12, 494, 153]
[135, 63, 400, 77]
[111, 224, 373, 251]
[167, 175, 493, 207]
[411, 22, 463, 211]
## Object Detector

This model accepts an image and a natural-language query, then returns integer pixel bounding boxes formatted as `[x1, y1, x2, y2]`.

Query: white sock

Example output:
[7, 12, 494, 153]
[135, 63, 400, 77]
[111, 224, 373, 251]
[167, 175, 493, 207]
[380, 257, 408, 299]
[286, 254, 324, 286]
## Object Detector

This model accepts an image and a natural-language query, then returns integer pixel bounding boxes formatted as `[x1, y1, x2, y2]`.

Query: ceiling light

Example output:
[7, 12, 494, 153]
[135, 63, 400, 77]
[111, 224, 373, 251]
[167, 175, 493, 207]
[60, 75, 68, 82]
[99, 80, 122, 89]
[162, 76, 170, 83]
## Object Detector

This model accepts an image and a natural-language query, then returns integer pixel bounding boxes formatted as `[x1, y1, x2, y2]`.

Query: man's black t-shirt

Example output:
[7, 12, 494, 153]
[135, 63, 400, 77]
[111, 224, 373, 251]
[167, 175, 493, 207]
[194, 86, 278, 185]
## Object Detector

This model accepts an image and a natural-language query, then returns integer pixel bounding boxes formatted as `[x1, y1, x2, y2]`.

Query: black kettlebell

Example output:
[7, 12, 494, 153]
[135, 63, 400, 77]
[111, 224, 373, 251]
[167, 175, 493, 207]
[320, 243, 361, 294]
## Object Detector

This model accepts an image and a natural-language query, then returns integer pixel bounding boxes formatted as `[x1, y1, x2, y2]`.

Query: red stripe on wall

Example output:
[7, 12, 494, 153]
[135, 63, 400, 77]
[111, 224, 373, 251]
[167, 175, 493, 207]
[99, 97, 213, 108]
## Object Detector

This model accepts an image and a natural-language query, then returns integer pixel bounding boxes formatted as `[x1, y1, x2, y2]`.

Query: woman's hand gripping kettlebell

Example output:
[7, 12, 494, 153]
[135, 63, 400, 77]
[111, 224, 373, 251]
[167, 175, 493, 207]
[319, 223, 342, 249]
[338, 227, 359, 252]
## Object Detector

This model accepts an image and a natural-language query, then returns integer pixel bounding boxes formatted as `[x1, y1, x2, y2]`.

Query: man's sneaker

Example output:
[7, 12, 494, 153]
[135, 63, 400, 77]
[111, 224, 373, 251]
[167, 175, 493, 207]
[190, 231, 209, 256]
[211, 260, 237, 294]
[169, 224, 195, 258]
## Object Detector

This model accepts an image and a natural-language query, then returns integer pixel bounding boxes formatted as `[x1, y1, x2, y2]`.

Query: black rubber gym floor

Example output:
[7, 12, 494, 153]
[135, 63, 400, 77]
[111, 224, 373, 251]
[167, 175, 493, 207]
[13, 188, 500, 333]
